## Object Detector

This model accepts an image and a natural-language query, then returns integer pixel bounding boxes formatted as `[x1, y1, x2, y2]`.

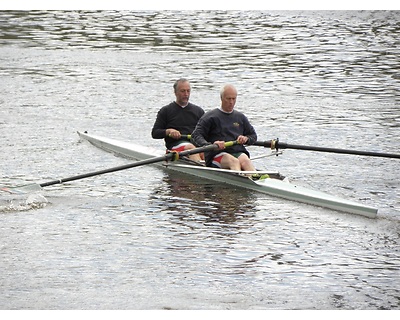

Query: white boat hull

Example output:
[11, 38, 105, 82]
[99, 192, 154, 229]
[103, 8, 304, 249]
[77, 131, 378, 218]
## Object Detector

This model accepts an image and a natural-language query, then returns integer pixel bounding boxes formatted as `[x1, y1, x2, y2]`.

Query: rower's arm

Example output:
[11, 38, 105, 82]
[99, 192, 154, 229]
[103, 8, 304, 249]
[191, 119, 211, 147]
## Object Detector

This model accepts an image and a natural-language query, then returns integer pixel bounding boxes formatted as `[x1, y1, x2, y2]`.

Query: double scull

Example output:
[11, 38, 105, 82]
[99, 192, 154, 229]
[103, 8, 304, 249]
[77, 131, 378, 218]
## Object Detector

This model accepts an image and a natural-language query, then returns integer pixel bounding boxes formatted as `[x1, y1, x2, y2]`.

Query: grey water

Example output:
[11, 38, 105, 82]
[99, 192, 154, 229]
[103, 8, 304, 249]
[0, 10, 399, 310]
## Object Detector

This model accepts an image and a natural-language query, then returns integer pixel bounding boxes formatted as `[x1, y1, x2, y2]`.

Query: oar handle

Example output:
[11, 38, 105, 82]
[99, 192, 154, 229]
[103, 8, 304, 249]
[253, 139, 400, 159]
[174, 140, 237, 159]
[224, 141, 237, 148]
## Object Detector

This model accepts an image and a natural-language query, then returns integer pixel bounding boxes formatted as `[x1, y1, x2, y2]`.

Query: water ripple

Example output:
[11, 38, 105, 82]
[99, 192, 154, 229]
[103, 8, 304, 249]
[1, 10, 399, 310]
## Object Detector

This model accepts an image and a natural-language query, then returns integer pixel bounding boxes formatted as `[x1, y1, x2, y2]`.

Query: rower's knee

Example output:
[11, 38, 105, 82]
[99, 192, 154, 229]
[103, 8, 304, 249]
[184, 143, 196, 150]
[239, 155, 255, 171]
[221, 154, 241, 170]
[184, 143, 203, 161]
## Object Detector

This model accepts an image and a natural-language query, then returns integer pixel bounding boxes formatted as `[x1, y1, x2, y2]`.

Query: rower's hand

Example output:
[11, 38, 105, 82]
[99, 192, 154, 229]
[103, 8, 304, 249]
[166, 129, 181, 139]
[237, 135, 248, 145]
[214, 141, 226, 150]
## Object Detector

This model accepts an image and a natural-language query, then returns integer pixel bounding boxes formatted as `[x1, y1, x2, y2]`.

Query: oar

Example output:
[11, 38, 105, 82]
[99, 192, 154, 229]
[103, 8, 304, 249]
[168, 134, 191, 140]
[253, 139, 400, 159]
[2, 141, 237, 193]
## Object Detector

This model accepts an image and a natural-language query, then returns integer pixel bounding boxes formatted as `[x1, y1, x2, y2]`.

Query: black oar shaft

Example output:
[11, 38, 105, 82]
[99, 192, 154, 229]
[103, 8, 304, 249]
[253, 140, 400, 159]
[39, 141, 236, 188]
[39, 155, 172, 187]
[281, 142, 400, 159]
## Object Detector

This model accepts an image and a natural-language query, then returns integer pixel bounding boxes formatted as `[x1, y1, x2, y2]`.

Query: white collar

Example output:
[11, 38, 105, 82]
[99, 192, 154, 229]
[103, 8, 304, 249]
[176, 102, 188, 108]
[219, 107, 233, 114]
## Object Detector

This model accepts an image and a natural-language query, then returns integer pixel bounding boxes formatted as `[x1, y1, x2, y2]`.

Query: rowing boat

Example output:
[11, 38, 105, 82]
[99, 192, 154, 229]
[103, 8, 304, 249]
[77, 131, 378, 218]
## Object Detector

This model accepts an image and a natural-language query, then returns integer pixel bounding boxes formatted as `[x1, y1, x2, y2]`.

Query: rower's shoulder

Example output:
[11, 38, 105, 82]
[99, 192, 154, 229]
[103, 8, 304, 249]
[157, 101, 176, 111]
[187, 102, 205, 111]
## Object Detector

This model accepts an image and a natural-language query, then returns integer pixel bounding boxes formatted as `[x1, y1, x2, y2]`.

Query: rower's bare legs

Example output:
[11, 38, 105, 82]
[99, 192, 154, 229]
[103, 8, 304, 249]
[213, 140, 255, 171]
[188, 154, 202, 162]
[238, 153, 256, 171]
[220, 154, 241, 171]
[220, 153, 256, 176]
[183, 144, 203, 162]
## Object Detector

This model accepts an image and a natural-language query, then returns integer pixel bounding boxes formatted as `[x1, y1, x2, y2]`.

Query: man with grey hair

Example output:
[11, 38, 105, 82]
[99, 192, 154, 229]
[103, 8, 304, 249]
[191, 84, 257, 171]
[152, 78, 205, 161]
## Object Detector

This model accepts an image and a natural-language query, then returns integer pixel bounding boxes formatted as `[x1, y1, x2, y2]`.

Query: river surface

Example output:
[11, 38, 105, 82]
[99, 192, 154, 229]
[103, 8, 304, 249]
[0, 10, 399, 310]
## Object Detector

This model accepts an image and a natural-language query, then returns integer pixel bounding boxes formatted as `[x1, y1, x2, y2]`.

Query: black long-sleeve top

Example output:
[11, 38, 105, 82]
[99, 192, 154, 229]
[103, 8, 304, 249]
[151, 102, 205, 149]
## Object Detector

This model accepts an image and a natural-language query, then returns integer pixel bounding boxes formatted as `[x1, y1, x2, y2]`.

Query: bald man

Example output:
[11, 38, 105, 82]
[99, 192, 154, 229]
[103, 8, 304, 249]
[191, 84, 257, 171]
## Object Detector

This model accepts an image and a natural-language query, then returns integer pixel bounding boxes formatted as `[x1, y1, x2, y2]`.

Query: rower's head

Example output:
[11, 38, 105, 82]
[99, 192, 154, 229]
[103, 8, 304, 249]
[220, 84, 237, 113]
[174, 78, 191, 107]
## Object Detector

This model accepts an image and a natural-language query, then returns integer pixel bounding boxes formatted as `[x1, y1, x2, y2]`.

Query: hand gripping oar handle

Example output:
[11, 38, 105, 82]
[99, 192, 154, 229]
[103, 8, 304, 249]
[253, 139, 400, 159]
[38, 141, 237, 188]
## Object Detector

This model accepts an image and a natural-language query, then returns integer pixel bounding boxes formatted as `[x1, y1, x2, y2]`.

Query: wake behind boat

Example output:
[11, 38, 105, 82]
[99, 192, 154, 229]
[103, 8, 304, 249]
[77, 131, 378, 218]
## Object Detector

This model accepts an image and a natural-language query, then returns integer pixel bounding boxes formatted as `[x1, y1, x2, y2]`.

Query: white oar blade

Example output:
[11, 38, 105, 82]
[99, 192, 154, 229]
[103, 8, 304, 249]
[1, 183, 43, 194]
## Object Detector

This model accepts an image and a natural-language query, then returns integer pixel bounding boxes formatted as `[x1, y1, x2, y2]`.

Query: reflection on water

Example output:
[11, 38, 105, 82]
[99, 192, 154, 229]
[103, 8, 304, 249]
[149, 171, 259, 232]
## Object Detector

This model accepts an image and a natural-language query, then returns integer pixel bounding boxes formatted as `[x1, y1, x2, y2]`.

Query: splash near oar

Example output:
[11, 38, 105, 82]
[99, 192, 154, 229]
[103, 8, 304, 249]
[253, 139, 400, 159]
